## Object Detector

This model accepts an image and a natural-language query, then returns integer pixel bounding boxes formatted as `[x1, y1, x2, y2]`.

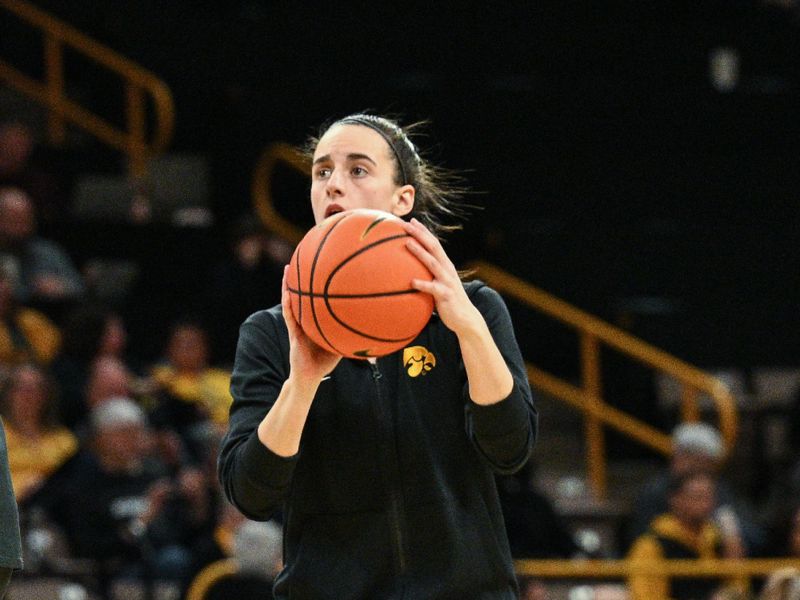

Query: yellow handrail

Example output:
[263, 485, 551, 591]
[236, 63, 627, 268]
[515, 557, 799, 600]
[251, 142, 739, 499]
[0, 0, 174, 177]
[251, 142, 309, 245]
[517, 557, 800, 578]
[468, 261, 739, 497]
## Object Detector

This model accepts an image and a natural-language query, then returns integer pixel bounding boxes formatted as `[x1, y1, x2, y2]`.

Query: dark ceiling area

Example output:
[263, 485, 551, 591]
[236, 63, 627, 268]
[3, 0, 799, 366]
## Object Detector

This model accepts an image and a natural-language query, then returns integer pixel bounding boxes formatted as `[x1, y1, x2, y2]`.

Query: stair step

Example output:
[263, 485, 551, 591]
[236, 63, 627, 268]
[71, 153, 212, 225]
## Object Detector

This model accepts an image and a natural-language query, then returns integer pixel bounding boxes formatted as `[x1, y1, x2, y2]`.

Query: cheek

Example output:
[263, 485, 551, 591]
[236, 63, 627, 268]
[309, 185, 326, 220]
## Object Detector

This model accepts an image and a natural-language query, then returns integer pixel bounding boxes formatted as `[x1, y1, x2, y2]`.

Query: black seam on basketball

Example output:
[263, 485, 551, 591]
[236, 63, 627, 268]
[329, 233, 411, 271]
[322, 233, 426, 343]
[287, 287, 422, 299]
[294, 240, 303, 326]
[308, 214, 348, 354]
[361, 216, 386, 240]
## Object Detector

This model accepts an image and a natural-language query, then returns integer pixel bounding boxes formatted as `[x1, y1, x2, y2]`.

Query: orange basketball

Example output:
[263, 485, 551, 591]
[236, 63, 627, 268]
[286, 208, 434, 359]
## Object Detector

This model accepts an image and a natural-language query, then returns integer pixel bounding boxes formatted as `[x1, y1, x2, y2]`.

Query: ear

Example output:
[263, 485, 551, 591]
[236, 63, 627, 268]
[391, 184, 415, 218]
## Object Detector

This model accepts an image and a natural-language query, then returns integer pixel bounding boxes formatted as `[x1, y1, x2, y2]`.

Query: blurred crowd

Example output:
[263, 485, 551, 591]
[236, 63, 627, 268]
[2, 114, 800, 600]
[0, 118, 290, 599]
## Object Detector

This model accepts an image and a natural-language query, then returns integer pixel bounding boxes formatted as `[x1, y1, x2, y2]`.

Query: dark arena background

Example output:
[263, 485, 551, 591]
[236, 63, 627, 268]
[3, 1, 799, 365]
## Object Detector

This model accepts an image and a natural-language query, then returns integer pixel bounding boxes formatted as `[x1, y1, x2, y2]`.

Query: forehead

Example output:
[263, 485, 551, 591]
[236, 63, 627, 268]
[314, 123, 392, 160]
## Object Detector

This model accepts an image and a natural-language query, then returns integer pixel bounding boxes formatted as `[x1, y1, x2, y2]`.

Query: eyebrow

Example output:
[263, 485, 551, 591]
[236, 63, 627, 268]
[312, 152, 377, 166]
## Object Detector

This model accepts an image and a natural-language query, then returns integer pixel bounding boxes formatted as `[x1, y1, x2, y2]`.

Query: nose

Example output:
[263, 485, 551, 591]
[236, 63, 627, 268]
[325, 169, 345, 198]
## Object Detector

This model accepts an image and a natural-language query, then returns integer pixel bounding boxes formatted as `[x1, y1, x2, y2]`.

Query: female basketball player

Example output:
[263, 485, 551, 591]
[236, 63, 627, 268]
[218, 114, 537, 598]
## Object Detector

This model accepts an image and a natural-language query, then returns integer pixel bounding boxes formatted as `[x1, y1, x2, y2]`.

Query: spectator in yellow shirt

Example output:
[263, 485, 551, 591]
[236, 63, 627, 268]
[0, 363, 77, 502]
[628, 470, 744, 600]
[150, 319, 231, 462]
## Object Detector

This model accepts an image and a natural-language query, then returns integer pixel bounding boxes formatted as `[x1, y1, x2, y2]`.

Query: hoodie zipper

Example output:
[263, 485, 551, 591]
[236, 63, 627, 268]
[369, 361, 407, 577]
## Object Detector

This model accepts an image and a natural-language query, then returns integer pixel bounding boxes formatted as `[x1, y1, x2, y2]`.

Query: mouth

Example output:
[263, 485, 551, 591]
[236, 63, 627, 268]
[324, 204, 345, 218]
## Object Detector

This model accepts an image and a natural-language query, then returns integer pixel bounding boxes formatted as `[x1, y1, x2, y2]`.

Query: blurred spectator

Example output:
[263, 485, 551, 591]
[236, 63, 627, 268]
[518, 578, 551, 600]
[41, 397, 204, 589]
[0, 186, 85, 306]
[149, 319, 232, 461]
[0, 364, 77, 503]
[0, 263, 61, 368]
[758, 567, 800, 600]
[0, 121, 65, 230]
[203, 214, 289, 363]
[56, 355, 137, 438]
[51, 303, 137, 430]
[187, 517, 282, 600]
[496, 460, 583, 560]
[85, 356, 134, 409]
[625, 422, 766, 557]
[627, 470, 744, 600]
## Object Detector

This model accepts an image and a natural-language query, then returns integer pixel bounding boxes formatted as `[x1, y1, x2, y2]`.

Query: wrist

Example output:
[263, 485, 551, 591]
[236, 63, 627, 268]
[285, 372, 323, 401]
[453, 307, 488, 343]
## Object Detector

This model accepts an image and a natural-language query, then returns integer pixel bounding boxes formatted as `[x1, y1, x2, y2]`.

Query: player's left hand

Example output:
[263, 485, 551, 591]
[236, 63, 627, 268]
[403, 218, 482, 336]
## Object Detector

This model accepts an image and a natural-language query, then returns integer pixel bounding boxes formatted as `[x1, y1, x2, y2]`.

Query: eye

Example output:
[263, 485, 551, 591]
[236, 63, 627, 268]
[314, 167, 331, 179]
[351, 165, 368, 177]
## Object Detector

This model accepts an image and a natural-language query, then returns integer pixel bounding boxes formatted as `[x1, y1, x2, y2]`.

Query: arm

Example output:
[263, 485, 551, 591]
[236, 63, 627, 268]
[218, 267, 340, 520]
[217, 312, 299, 520]
[462, 284, 536, 472]
[404, 219, 536, 473]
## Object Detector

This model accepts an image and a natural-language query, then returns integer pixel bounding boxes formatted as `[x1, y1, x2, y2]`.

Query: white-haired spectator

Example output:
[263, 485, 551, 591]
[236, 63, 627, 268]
[625, 422, 766, 557]
[234, 520, 282, 578]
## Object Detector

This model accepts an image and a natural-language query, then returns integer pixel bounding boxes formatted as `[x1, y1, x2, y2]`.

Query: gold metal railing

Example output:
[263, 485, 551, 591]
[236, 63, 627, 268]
[0, 0, 174, 177]
[251, 142, 739, 499]
[469, 261, 738, 498]
[251, 142, 309, 245]
[515, 557, 799, 600]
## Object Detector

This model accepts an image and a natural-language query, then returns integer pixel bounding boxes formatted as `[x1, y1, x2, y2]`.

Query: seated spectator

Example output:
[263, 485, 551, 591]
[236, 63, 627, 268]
[0, 364, 77, 503]
[0, 264, 61, 368]
[51, 303, 135, 430]
[758, 567, 800, 600]
[0, 186, 85, 307]
[625, 422, 765, 557]
[56, 355, 137, 438]
[149, 319, 232, 460]
[0, 120, 66, 231]
[627, 470, 744, 600]
[186, 518, 282, 600]
[40, 397, 206, 589]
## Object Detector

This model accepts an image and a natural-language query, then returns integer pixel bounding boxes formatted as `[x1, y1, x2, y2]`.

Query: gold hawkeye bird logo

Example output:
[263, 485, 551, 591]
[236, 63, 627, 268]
[403, 346, 436, 377]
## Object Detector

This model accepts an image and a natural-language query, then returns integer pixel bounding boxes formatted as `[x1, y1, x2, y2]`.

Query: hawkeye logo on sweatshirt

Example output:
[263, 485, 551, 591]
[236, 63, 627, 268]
[403, 346, 436, 377]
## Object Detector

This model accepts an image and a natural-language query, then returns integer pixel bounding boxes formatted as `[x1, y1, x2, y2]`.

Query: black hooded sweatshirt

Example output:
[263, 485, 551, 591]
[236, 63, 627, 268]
[218, 281, 537, 599]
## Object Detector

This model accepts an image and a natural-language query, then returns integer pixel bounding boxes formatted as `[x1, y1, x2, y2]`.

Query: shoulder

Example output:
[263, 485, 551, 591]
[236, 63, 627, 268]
[462, 279, 512, 325]
[235, 305, 289, 367]
[242, 305, 283, 328]
[239, 305, 285, 339]
[463, 279, 504, 306]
